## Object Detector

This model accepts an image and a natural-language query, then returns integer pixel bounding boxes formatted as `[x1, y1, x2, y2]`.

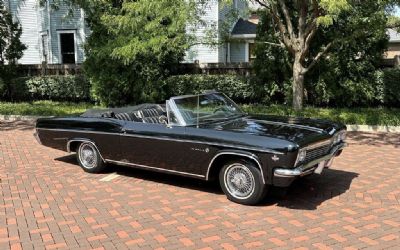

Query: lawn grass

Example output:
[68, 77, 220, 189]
[0, 101, 96, 116]
[242, 104, 400, 126]
[0, 101, 399, 126]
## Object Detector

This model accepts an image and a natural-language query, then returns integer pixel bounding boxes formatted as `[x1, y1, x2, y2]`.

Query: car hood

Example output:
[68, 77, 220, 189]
[203, 114, 345, 147]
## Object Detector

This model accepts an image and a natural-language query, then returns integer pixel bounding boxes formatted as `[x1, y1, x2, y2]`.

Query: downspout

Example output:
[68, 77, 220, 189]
[47, 1, 52, 64]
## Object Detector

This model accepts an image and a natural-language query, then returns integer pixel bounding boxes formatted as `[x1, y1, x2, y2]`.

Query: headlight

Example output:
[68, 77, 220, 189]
[333, 134, 340, 144]
[339, 131, 347, 142]
[333, 131, 346, 144]
[297, 149, 307, 163]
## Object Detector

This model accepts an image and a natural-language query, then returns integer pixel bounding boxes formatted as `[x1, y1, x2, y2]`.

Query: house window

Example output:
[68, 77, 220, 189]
[248, 42, 256, 62]
[59, 32, 76, 64]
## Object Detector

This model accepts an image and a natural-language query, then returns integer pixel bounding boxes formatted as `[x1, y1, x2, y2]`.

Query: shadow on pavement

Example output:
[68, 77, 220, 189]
[264, 168, 359, 210]
[0, 120, 35, 131]
[348, 131, 400, 148]
[56, 154, 358, 209]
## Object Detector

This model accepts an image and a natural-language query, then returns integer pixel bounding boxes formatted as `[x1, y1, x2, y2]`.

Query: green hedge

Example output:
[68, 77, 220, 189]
[7, 75, 92, 102]
[378, 68, 400, 107]
[163, 74, 257, 103]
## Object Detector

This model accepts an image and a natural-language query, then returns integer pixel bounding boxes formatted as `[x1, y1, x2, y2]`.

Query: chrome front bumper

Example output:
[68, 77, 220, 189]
[274, 142, 347, 178]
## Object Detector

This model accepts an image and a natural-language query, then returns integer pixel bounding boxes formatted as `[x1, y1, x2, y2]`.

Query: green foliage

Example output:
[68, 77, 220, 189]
[0, 100, 95, 116]
[306, 0, 389, 107]
[7, 75, 92, 102]
[2, 100, 400, 126]
[252, 11, 292, 104]
[163, 74, 255, 103]
[376, 68, 400, 107]
[26, 75, 92, 101]
[242, 104, 400, 126]
[254, 0, 393, 107]
[82, 0, 197, 107]
[0, 0, 26, 101]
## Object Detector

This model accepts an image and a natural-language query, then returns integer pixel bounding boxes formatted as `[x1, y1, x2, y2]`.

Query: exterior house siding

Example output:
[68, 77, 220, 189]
[49, 4, 85, 64]
[7, 0, 86, 65]
[185, 0, 219, 63]
[8, 0, 41, 64]
[186, 0, 249, 63]
[9, 0, 248, 65]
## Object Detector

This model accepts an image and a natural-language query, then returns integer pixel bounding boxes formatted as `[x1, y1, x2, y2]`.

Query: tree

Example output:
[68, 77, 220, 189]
[253, 0, 390, 107]
[65, 0, 199, 106]
[250, 0, 352, 110]
[0, 0, 26, 100]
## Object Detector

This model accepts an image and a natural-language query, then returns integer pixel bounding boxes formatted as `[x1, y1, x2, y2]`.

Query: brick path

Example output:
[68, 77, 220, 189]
[1, 120, 400, 249]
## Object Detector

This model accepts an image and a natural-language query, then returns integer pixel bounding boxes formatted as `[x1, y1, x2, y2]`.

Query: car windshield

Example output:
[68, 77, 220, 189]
[169, 92, 245, 126]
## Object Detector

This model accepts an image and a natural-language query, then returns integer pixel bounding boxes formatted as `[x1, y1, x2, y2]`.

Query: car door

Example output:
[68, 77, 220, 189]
[118, 121, 210, 178]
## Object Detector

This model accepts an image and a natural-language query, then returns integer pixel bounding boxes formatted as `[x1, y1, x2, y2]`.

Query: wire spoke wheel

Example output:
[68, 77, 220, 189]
[224, 164, 255, 200]
[79, 143, 97, 169]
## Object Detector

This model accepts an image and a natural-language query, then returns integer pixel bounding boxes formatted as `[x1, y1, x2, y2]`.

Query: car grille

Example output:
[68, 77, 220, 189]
[304, 144, 331, 163]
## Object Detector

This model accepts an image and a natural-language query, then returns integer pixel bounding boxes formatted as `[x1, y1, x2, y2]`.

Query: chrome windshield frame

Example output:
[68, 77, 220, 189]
[168, 92, 244, 127]
[166, 99, 187, 127]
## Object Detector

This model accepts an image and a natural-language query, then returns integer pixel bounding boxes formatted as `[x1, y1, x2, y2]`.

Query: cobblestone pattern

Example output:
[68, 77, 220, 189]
[1, 121, 399, 249]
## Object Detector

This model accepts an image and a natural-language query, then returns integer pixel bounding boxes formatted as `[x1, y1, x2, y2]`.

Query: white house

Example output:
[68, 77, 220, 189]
[5, 0, 87, 65]
[184, 0, 254, 63]
[6, 0, 255, 65]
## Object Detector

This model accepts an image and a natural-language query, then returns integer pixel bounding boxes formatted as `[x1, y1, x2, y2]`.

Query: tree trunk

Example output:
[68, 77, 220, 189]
[292, 54, 304, 111]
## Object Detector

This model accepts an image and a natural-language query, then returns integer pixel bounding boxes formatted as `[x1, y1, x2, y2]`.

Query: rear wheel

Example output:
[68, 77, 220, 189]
[76, 142, 106, 173]
[219, 160, 267, 205]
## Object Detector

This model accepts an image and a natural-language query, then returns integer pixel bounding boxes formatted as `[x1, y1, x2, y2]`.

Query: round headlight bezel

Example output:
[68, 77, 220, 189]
[297, 149, 307, 163]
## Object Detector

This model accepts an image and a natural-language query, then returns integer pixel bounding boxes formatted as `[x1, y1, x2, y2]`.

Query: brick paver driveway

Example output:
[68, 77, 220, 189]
[1, 120, 400, 250]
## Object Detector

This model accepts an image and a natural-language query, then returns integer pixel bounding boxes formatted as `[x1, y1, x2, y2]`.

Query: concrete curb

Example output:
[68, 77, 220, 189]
[1, 115, 400, 133]
[0, 115, 51, 121]
[346, 125, 400, 133]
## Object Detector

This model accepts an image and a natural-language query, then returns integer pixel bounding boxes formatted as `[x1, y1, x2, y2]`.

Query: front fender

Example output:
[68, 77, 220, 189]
[206, 149, 266, 184]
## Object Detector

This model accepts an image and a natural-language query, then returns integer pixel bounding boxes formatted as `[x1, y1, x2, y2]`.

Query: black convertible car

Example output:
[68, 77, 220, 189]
[35, 92, 346, 205]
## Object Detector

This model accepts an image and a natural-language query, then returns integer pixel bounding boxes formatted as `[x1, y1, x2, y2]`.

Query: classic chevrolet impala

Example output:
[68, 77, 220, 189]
[35, 92, 346, 205]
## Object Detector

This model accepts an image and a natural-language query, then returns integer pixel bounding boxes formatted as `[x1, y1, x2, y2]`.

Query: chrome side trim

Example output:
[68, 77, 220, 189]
[67, 139, 106, 162]
[36, 128, 284, 155]
[206, 152, 266, 184]
[105, 159, 205, 178]
[37, 128, 118, 136]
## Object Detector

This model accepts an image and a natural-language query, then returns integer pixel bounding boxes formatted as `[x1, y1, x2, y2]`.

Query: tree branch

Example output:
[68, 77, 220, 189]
[303, 42, 333, 73]
[278, 0, 295, 40]
[298, 0, 307, 39]
[259, 41, 285, 48]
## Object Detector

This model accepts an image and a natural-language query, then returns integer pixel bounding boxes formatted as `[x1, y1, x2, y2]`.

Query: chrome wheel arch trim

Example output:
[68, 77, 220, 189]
[67, 139, 106, 162]
[206, 151, 266, 184]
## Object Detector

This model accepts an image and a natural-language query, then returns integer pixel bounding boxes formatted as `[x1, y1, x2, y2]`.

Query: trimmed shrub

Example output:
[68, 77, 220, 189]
[11, 75, 92, 102]
[377, 68, 400, 107]
[163, 74, 257, 103]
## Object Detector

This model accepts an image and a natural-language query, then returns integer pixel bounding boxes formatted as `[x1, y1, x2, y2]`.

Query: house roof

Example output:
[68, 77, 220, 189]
[231, 18, 257, 35]
[388, 29, 400, 42]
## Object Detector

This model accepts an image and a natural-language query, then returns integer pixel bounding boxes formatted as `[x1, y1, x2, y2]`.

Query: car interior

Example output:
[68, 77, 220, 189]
[84, 104, 168, 124]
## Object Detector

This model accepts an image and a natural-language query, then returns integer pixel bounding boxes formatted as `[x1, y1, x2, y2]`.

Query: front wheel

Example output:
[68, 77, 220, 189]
[77, 142, 106, 173]
[219, 160, 267, 205]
